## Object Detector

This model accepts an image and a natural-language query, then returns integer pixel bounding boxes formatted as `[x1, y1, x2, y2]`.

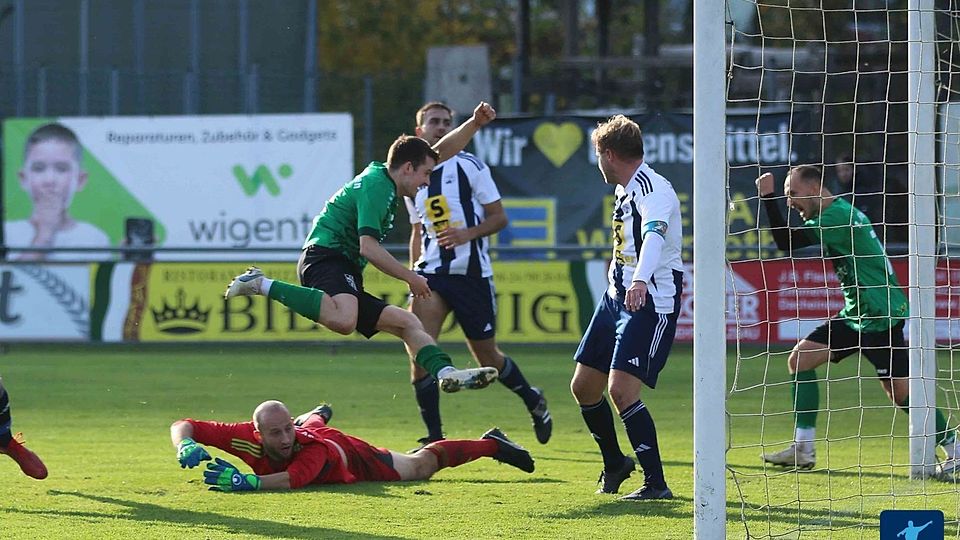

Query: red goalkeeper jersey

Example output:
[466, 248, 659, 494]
[186, 419, 400, 488]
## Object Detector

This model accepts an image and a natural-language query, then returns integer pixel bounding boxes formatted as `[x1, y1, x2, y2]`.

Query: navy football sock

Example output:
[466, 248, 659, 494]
[620, 399, 666, 489]
[580, 397, 625, 471]
[413, 375, 443, 441]
[498, 356, 540, 410]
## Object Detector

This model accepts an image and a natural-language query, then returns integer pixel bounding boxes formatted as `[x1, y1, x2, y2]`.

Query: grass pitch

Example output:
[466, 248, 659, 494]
[0, 343, 956, 539]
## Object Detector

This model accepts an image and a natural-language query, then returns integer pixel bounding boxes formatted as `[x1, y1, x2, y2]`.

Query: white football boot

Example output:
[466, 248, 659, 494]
[224, 266, 266, 299]
[762, 443, 816, 470]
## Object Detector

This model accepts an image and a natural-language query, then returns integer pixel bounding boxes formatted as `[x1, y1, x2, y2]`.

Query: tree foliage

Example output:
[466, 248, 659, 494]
[317, 0, 518, 74]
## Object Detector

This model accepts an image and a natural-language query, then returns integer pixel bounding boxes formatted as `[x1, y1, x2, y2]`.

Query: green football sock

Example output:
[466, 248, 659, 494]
[898, 396, 955, 446]
[792, 370, 819, 429]
[266, 280, 324, 322]
[415, 345, 454, 379]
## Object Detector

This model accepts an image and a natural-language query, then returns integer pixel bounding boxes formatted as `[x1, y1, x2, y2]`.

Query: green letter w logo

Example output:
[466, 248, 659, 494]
[231, 164, 293, 196]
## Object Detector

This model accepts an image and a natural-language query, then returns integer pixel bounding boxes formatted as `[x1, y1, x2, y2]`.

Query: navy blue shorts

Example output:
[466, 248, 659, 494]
[422, 273, 496, 340]
[574, 272, 683, 389]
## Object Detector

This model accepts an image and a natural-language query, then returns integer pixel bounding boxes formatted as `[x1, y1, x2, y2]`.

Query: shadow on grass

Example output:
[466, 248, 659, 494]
[434, 477, 564, 485]
[542, 494, 878, 531]
[728, 462, 937, 482]
[0, 490, 410, 540]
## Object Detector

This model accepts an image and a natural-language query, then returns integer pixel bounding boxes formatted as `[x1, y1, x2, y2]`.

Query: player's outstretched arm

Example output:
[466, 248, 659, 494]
[360, 235, 431, 299]
[202, 457, 291, 491]
[170, 420, 211, 469]
[755, 172, 816, 251]
[432, 102, 496, 163]
[202, 457, 265, 491]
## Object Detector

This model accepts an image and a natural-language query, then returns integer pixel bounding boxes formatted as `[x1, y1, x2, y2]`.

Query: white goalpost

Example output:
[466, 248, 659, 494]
[692, 0, 727, 538]
[906, 0, 939, 480]
[693, 1, 960, 537]
[693, 0, 727, 539]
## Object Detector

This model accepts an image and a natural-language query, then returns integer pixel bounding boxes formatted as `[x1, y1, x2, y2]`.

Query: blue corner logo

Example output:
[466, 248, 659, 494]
[880, 510, 944, 540]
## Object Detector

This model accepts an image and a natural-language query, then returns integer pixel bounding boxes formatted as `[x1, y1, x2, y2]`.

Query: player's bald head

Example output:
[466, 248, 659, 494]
[252, 400, 290, 428]
[787, 165, 823, 188]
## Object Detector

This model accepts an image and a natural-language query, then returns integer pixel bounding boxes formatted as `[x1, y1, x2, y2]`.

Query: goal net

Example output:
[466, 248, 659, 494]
[720, 1, 960, 537]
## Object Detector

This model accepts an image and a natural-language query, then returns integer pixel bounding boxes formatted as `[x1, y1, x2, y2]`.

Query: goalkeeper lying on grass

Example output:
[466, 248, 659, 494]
[170, 400, 534, 491]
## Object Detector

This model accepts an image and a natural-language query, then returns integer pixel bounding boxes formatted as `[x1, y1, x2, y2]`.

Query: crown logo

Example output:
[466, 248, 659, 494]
[151, 288, 210, 334]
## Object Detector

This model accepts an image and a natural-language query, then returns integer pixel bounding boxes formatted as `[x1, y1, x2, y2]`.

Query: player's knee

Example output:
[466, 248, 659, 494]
[787, 351, 801, 373]
[417, 463, 435, 480]
[606, 381, 636, 413]
[399, 310, 425, 332]
[570, 375, 602, 405]
[412, 454, 436, 479]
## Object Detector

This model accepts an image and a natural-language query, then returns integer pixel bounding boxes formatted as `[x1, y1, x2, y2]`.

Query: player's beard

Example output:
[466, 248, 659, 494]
[264, 443, 292, 462]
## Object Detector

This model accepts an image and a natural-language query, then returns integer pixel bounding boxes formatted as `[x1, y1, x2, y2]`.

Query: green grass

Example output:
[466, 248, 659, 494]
[0, 343, 956, 539]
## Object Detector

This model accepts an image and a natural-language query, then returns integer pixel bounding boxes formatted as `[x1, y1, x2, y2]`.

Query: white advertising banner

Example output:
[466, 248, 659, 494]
[0, 264, 90, 340]
[3, 114, 353, 261]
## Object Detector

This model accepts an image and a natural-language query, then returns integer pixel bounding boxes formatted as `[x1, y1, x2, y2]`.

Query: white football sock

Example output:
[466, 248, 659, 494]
[259, 278, 274, 296]
[437, 366, 456, 379]
[942, 437, 959, 459]
[795, 427, 816, 452]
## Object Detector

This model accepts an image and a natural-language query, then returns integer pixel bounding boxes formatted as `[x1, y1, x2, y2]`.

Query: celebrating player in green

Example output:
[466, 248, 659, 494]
[756, 167, 958, 479]
[225, 103, 499, 394]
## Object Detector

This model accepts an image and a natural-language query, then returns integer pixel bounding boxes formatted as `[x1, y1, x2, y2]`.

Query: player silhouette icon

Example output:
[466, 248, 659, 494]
[897, 520, 933, 540]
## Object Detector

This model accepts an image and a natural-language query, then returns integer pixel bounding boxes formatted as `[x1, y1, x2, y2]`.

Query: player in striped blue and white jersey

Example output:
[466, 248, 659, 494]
[404, 102, 552, 450]
[571, 114, 685, 501]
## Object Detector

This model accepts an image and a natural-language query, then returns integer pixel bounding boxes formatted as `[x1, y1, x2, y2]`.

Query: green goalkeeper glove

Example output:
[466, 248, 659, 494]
[177, 437, 211, 469]
[203, 457, 261, 492]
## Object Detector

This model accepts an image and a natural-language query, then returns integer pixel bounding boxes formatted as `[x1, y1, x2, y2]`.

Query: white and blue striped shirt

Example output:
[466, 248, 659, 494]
[607, 162, 684, 313]
[405, 151, 501, 278]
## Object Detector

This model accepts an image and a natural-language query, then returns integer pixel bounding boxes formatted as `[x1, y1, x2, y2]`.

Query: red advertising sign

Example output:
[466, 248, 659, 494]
[675, 259, 960, 345]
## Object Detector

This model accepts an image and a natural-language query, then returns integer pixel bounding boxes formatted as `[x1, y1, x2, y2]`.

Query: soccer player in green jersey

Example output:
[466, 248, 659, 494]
[225, 103, 500, 394]
[756, 166, 958, 479]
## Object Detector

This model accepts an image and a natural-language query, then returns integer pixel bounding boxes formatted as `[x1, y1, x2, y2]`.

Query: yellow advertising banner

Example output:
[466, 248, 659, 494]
[123, 261, 585, 343]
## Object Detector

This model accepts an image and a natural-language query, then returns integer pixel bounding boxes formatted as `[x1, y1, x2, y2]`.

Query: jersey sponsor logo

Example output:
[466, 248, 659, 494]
[612, 218, 626, 265]
[423, 194, 463, 234]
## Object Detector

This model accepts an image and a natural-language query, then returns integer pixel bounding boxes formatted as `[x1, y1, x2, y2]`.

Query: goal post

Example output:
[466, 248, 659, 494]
[692, 0, 728, 538]
[906, 0, 939, 480]
[693, 0, 959, 537]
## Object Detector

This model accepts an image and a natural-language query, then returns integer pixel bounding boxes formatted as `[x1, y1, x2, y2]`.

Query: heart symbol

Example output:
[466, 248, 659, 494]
[533, 122, 584, 168]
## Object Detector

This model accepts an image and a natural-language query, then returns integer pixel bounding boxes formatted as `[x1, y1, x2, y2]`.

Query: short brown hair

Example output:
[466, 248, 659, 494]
[591, 114, 644, 159]
[386, 135, 439, 171]
[788, 165, 823, 186]
[24, 122, 83, 162]
[416, 102, 454, 127]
